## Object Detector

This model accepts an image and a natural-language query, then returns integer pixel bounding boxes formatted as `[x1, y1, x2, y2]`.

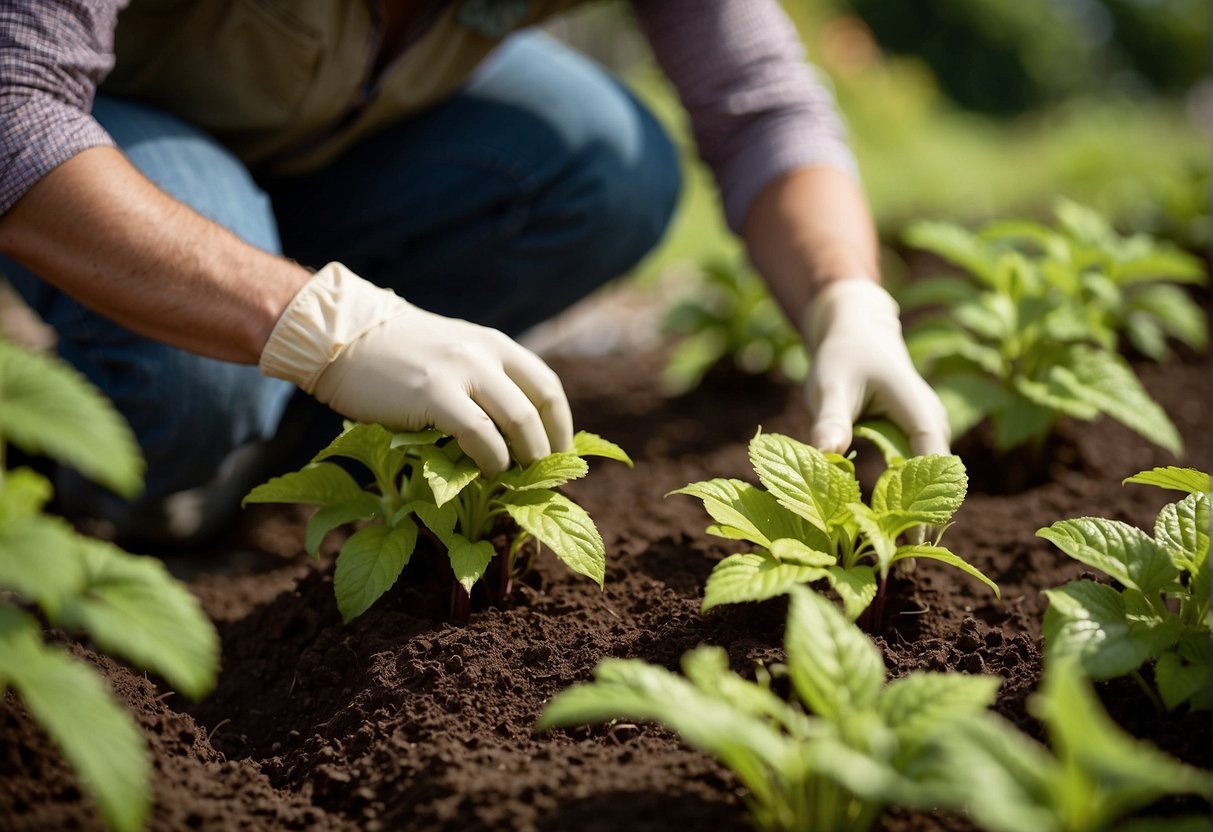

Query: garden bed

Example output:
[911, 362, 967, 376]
[1, 344, 1209, 831]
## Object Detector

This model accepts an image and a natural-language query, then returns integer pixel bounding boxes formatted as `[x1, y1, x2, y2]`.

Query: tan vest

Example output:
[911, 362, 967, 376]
[101, 0, 580, 175]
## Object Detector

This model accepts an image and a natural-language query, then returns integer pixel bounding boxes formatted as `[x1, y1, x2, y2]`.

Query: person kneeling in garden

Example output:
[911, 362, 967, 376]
[0, 0, 948, 546]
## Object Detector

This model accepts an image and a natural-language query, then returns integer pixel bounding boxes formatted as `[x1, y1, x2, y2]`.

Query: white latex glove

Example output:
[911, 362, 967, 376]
[259, 262, 574, 473]
[802, 279, 950, 458]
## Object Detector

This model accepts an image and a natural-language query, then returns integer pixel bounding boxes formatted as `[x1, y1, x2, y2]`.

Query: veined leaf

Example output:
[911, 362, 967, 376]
[769, 537, 835, 567]
[420, 446, 480, 507]
[500, 491, 604, 586]
[244, 462, 364, 507]
[681, 646, 811, 734]
[0, 514, 86, 616]
[853, 420, 912, 467]
[1043, 582, 1152, 679]
[0, 340, 143, 498]
[748, 432, 859, 532]
[1124, 467, 1210, 495]
[785, 586, 885, 721]
[1013, 374, 1100, 421]
[1155, 639, 1210, 712]
[0, 607, 150, 832]
[1038, 518, 1178, 594]
[702, 550, 827, 612]
[334, 521, 418, 623]
[305, 493, 382, 555]
[892, 544, 999, 599]
[825, 565, 879, 621]
[56, 537, 218, 700]
[879, 672, 1001, 741]
[448, 534, 496, 594]
[410, 499, 458, 548]
[500, 452, 587, 491]
[669, 478, 829, 551]
[848, 502, 896, 577]
[312, 422, 406, 485]
[572, 431, 633, 466]
[871, 455, 967, 524]
[1154, 492, 1209, 573]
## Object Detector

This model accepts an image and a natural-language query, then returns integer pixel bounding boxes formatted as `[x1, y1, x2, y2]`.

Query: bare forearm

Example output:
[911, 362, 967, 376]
[740, 165, 879, 330]
[0, 147, 307, 363]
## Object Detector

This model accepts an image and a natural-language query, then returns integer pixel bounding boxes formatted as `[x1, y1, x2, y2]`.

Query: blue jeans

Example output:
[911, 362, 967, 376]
[3, 32, 681, 543]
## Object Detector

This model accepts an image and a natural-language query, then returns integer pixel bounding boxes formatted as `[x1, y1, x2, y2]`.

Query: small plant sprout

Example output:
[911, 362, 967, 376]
[931, 658, 1212, 832]
[668, 427, 998, 625]
[538, 586, 1005, 832]
[0, 339, 219, 832]
[245, 424, 631, 621]
[900, 199, 1197, 455]
[1038, 466, 1210, 712]
[660, 258, 808, 393]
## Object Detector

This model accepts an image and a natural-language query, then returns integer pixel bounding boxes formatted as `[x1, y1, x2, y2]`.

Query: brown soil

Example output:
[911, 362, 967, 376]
[1, 346, 1209, 832]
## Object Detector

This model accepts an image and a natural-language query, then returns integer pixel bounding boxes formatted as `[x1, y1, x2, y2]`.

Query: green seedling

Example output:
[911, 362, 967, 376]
[538, 585, 1004, 832]
[669, 427, 998, 625]
[900, 199, 1198, 454]
[1038, 466, 1210, 711]
[931, 658, 1211, 832]
[661, 258, 808, 393]
[245, 423, 631, 622]
[0, 339, 219, 832]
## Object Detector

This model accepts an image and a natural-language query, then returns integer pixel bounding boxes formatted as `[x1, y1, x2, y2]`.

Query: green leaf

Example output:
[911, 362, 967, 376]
[448, 534, 496, 594]
[668, 478, 830, 551]
[903, 221, 998, 286]
[769, 537, 835, 567]
[1043, 582, 1153, 679]
[410, 499, 459, 548]
[0, 467, 53, 522]
[892, 544, 1000, 599]
[499, 452, 587, 491]
[388, 428, 445, 448]
[934, 374, 1005, 439]
[0, 514, 86, 616]
[991, 391, 1058, 451]
[680, 646, 811, 733]
[879, 672, 1001, 741]
[57, 537, 218, 700]
[572, 431, 633, 466]
[1049, 346, 1182, 456]
[1113, 247, 1207, 285]
[244, 462, 365, 507]
[853, 419, 912, 467]
[1038, 518, 1178, 594]
[1127, 284, 1208, 350]
[1155, 492, 1209, 572]
[305, 493, 382, 555]
[848, 502, 896, 577]
[0, 607, 150, 832]
[1155, 638, 1210, 712]
[748, 432, 859, 532]
[0, 340, 143, 498]
[500, 490, 604, 585]
[701, 550, 828, 612]
[1124, 467, 1210, 495]
[871, 455, 967, 524]
[420, 445, 480, 507]
[312, 422, 406, 485]
[333, 521, 418, 623]
[661, 331, 728, 394]
[824, 565, 879, 620]
[785, 586, 885, 720]
[895, 276, 979, 311]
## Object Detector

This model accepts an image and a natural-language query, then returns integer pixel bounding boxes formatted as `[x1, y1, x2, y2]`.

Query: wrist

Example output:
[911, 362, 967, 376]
[801, 278, 900, 351]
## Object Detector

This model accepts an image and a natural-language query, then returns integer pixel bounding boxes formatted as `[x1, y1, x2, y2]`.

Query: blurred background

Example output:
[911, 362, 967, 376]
[543, 0, 1210, 287]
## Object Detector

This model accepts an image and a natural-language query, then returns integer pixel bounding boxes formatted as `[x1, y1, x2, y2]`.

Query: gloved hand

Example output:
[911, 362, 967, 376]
[259, 262, 574, 473]
[801, 279, 950, 458]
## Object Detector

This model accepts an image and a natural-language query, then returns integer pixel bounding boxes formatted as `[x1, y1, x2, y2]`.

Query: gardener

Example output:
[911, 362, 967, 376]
[0, 0, 948, 545]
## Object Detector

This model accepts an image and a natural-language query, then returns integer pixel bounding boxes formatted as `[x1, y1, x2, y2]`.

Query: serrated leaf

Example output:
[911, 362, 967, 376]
[892, 544, 1000, 598]
[1043, 582, 1152, 679]
[748, 432, 859, 532]
[312, 422, 406, 484]
[420, 445, 480, 507]
[1050, 346, 1182, 456]
[669, 478, 830, 551]
[769, 537, 835, 567]
[0, 607, 150, 832]
[305, 493, 382, 555]
[500, 452, 587, 491]
[879, 672, 1001, 741]
[825, 565, 879, 620]
[0, 340, 143, 498]
[853, 420, 912, 467]
[1155, 492, 1209, 573]
[334, 521, 417, 623]
[500, 490, 604, 585]
[702, 551, 827, 612]
[871, 455, 967, 524]
[1155, 643, 1210, 712]
[410, 499, 459, 548]
[1039, 518, 1178, 594]
[848, 502, 896, 576]
[572, 431, 633, 466]
[244, 462, 365, 507]
[448, 534, 496, 594]
[785, 586, 885, 720]
[1124, 467, 1210, 495]
[0, 514, 86, 616]
[57, 536, 218, 699]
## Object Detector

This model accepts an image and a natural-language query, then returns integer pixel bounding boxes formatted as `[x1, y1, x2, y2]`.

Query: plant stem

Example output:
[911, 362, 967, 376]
[1130, 669, 1166, 716]
[450, 583, 472, 620]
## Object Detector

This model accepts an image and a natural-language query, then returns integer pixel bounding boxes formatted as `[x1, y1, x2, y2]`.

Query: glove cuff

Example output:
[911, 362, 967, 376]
[801, 278, 901, 351]
[259, 262, 408, 393]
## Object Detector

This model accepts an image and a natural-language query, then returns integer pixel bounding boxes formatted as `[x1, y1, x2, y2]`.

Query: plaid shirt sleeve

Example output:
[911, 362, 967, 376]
[0, 1, 123, 216]
[633, 0, 858, 232]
